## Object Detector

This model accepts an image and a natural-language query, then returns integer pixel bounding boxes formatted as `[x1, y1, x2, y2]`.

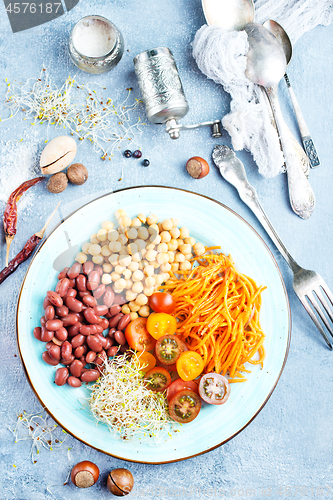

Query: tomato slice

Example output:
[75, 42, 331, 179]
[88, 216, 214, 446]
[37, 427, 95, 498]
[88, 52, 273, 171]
[166, 378, 199, 403]
[176, 351, 204, 381]
[146, 312, 177, 340]
[169, 389, 201, 423]
[125, 317, 156, 352]
[149, 292, 176, 314]
[199, 373, 231, 405]
[155, 335, 184, 365]
[144, 367, 172, 392]
[137, 352, 156, 373]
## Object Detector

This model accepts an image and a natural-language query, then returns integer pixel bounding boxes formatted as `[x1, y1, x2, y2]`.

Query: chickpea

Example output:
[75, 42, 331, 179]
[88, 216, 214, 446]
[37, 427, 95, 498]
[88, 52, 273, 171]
[101, 246, 111, 257]
[146, 249, 157, 262]
[180, 227, 190, 239]
[180, 260, 192, 271]
[90, 234, 99, 244]
[135, 294, 148, 306]
[123, 269, 132, 280]
[145, 276, 155, 288]
[115, 209, 126, 219]
[127, 228, 138, 240]
[81, 242, 91, 254]
[134, 239, 147, 251]
[127, 243, 138, 255]
[152, 261, 160, 269]
[129, 301, 140, 312]
[109, 241, 121, 253]
[118, 254, 132, 267]
[89, 243, 102, 256]
[92, 255, 104, 265]
[185, 237, 196, 246]
[130, 312, 139, 321]
[131, 217, 142, 228]
[132, 252, 142, 263]
[160, 231, 171, 243]
[157, 252, 169, 265]
[193, 242, 206, 256]
[147, 214, 158, 225]
[180, 243, 191, 255]
[125, 279, 133, 289]
[115, 265, 125, 275]
[138, 305, 150, 317]
[111, 272, 121, 282]
[132, 281, 144, 294]
[171, 262, 180, 273]
[137, 227, 149, 240]
[108, 229, 119, 241]
[168, 239, 179, 252]
[150, 233, 161, 245]
[103, 263, 112, 273]
[97, 228, 108, 242]
[175, 252, 185, 263]
[167, 251, 175, 263]
[117, 234, 128, 245]
[114, 278, 127, 289]
[122, 304, 131, 314]
[143, 287, 154, 297]
[161, 219, 173, 231]
[128, 261, 139, 272]
[137, 213, 146, 224]
[169, 227, 180, 239]
[126, 290, 137, 302]
[132, 270, 144, 282]
[171, 218, 179, 227]
[101, 220, 114, 231]
[145, 243, 155, 251]
[101, 273, 112, 285]
[75, 252, 87, 264]
[108, 254, 119, 266]
[154, 274, 164, 286]
[176, 238, 184, 249]
[148, 224, 159, 235]
[144, 265, 154, 277]
[160, 263, 171, 273]
[119, 215, 132, 227]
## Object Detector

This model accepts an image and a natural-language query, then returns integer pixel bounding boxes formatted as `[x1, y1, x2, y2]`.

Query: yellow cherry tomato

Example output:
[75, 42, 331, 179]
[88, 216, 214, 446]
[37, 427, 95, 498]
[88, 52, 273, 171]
[146, 312, 177, 340]
[176, 351, 204, 381]
[137, 352, 157, 373]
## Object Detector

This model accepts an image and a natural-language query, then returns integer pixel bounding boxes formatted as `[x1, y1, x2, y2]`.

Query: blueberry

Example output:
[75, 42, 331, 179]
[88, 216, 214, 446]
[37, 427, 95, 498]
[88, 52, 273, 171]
[133, 150, 142, 159]
[124, 150, 132, 158]
[142, 159, 150, 167]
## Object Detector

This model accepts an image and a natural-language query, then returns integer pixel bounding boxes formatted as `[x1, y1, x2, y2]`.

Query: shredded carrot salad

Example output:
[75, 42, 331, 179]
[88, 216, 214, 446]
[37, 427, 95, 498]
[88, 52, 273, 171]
[162, 250, 266, 382]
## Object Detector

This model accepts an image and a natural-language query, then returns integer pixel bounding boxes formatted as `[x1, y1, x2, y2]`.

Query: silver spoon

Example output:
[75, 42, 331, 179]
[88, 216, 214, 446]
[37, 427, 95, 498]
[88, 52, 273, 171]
[202, 0, 254, 30]
[244, 23, 315, 219]
[263, 20, 320, 168]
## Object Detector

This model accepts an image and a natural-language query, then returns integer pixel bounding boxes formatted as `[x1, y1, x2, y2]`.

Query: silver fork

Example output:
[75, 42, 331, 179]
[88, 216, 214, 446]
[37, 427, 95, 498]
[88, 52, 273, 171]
[212, 145, 333, 349]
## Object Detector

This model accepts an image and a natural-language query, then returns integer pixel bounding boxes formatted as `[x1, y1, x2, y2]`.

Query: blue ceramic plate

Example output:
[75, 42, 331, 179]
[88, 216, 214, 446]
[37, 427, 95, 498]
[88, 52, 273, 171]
[17, 186, 290, 463]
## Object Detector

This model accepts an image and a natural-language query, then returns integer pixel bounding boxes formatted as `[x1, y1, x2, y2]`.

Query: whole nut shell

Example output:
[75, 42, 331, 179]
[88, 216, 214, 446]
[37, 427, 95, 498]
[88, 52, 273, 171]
[47, 172, 68, 193]
[186, 156, 210, 179]
[40, 136, 77, 175]
[67, 163, 88, 185]
[107, 468, 134, 496]
[71, 461, 99, 488]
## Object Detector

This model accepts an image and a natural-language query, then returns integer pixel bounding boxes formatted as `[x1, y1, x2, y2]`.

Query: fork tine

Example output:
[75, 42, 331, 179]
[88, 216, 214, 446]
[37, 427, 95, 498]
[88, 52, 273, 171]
[315, 287, 333, 323]
[320, 282, 333, 305]
[299, 295, 333, 350]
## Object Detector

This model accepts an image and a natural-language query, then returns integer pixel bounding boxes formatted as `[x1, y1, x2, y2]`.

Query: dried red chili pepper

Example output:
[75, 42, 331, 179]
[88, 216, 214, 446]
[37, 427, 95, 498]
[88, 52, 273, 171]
[3, 177, 44, 266]
[0, 203, 60, 285]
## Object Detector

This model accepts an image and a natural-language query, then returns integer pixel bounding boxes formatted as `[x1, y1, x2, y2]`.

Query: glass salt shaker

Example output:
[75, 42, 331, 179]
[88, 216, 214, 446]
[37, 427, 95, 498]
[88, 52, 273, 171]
[69, 15, 124, 74]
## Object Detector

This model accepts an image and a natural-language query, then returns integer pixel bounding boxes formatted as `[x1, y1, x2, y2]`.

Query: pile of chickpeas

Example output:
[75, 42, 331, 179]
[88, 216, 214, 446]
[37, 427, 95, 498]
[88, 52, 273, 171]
[74, 210, 206, 319]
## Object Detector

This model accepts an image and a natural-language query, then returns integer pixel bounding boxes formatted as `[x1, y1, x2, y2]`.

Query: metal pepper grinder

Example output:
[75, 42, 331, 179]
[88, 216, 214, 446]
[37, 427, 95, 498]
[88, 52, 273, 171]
[133, 47, 222, 140]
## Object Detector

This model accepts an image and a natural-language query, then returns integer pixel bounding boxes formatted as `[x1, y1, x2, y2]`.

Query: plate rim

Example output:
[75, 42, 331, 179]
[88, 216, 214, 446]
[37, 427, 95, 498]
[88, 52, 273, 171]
[16, 185, 291, 464]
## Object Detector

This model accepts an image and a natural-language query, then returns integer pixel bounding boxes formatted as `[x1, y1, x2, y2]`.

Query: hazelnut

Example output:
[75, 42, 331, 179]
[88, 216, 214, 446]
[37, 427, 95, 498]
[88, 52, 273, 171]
[186, 156, 210, 179]
[67, 163, 88, 185]
[107, 468, 134, 496]
[71, 460, 99, 488]
[47, 172, 68, 193]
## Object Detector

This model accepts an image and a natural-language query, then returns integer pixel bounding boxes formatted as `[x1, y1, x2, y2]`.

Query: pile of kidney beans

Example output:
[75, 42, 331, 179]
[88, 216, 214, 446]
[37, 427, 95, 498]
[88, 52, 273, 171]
[33, 260, 131, 388]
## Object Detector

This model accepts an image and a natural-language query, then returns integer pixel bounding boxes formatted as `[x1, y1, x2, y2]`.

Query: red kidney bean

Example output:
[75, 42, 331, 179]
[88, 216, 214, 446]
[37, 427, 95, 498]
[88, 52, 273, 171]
[108, 328, 116, 339]
[120, 343, 129, 353]
[48, 344, 61, 361]
[67, 322, 82, 337]
[82, 260, 94, 275]
[114, 330, 126, 345]
[61, 341, 73, 360]
[52, 337, 63, 346]
[79, 355, 86, 365]
[41, 327, 54, 342]
[74, 345, 86, 358]
[109, 304, 121, 316]
[93, 284, 105, 299]
[96, 333, 107, 348]
[60, 354, 75, 365]
[67, 376, 82, 388]
[104, 337, 113, 350]
[64, 288, 77, 299]
[73, 311, 85, 321]
[109, 313, 123, 329]
[65, 297, 83, 313]
[33, 327, 42, 341]
[67, 262, 82, 279]
[42, 351, 59, 366]
[103, 286, 114, 308]
[46, 342, 54, 350]
[86, 351, 97, 363]
[62, 314, 79, 327]
[76, 274, 87, 292]
[81, 369, 100, 383]
[79, 324, 100, 336]
[40, 316, 46, 327]
[67, 279, 75, 288]
[69, 359, 84, 378]
[46, 319, 63, 331]
[95, 325, 104, 334]
[94, 350, 107, 365]
[56, 305, 69, 317]
[82, 294, 97, 307]
[58, 267, 70, 280]
[47, 291, 63, 307]
[117, 314, 131, 331]
[87, 271, 100, 291]
[93, 305, 108, 316]
[113, 294, 126, 305]
[104, 311, 112, 319]
[99, 318, 109, 331]
[94, 265, 103, 276]
[55, 327, 68, 341]
[71, 334, 85, 349]
[43, 297, 52, 309]
[107, 346, 118, 357]
[55, 367, 69, 386]
[84, 308, 100, 324]
[78, 291, 89, 298]
[56, 278, 70, 297]
[87, 335, 103, 352]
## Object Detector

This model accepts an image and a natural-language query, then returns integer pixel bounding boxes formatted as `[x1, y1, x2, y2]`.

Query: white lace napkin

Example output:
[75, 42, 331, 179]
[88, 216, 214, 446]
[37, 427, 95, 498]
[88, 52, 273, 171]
[192, 0, 333, 177]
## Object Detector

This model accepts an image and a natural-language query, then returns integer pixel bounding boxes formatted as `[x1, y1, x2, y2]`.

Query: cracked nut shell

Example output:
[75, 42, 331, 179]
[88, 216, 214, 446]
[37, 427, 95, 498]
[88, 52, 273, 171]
[67, 163, 88, 185]
[71, 460, 99, 488]
[107, 468, 134, 496]
[47, 172, 68, 193]
[40, 136, 77, 175]
[186, 156, 210, 179]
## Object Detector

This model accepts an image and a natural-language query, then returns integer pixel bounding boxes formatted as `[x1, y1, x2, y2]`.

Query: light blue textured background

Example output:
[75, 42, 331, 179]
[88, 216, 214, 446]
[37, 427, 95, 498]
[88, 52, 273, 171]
[1, 0, 333, 499]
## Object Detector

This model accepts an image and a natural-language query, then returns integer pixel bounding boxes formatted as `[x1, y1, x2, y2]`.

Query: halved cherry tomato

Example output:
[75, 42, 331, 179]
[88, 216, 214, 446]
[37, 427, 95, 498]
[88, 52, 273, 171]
[199, 373, 231, 405]
[155, 335, 183, 365]
[144, 367, 171, 392]
[137, 352, 156, 373]
[176, 351, 204, 381]
[166, 378, 199, 403]
[156, 339, 189, 372]
[149, 292, 176, 314]
[169, 389, 201, 423]
[125, 317, 156, 352]
[146, 312, 177, 340]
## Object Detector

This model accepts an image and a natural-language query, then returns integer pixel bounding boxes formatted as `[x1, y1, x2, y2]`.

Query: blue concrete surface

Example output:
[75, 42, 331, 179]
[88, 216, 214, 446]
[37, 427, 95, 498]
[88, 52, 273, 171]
[1, 0, 333, 498]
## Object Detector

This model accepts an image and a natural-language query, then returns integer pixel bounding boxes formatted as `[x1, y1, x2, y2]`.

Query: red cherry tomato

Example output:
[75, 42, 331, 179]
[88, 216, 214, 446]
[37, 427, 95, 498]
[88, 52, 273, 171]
[125, 317, 156, 352]
[199, 373, 230, 405]
[166, 378, 199, 403]
[149, 292, 176, 314]
[155, 335, 184, 365]
[169, 389, 201, 423]
[144, 367, 171, 392]
[146, 312, 177, 340]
